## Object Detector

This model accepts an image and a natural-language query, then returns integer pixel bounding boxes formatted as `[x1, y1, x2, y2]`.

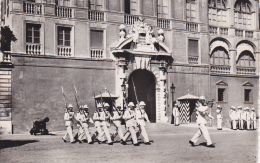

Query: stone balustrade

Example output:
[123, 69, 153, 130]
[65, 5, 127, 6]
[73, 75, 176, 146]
[91, 49, 104, 58]
[157, 18, 170, 29]
[26, 44, 41, 55]
[210, 65, 230, 74]
[237, 67, 256, 75]
[188, 56, 199, 64]
[124, 14, 140, 25]
[186, 22, 199, 32]
[57, 46, 72, 57]
[88, 10, 104, 21]
[55, 6, 72, 18]
[209, 26, 228, 35]
[23, 1, 42, 15]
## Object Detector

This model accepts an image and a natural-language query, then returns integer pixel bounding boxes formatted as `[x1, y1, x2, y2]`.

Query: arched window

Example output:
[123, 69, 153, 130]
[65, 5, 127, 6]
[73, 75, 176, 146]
[234, 0, 252, 29]
[210, 47, 229, 65]
[186, 0, 197, 22]
[236, 51, 255, 67]
[208, 0, 227, 26]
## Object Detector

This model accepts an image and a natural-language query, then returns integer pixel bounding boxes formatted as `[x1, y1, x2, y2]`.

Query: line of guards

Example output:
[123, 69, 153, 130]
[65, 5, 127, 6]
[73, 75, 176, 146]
[229, 106, 257, 130]
[62, 101, 151, 146]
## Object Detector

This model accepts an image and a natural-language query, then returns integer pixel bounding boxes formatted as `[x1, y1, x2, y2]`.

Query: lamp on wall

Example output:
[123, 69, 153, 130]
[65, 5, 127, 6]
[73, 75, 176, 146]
[170, 83, 175, 107]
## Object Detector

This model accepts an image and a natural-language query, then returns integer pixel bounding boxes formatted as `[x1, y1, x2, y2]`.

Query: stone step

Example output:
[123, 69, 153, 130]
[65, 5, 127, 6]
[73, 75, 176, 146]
[0, 88, 11, 92]
[0, 95, 12, 100]
[0, 75, 11, 79]
[0, 71, 11, 75]
[0, 79, 11, 83]
[0, 104, 12, 108]
[0, 83, 11, 87]
[0, 92, 11, 95]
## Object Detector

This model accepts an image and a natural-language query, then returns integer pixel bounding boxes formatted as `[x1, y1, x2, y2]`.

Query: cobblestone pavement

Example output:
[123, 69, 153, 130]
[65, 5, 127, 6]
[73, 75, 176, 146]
[0, 123, 258, 163]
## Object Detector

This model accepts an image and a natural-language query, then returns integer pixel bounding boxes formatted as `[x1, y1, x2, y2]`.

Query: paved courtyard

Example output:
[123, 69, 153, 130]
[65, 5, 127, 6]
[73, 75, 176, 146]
[0, 123, 258, 163]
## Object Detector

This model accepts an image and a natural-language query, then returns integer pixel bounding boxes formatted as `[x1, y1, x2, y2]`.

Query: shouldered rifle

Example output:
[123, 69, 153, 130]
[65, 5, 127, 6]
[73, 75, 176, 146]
[100, 92, 108, 117]
[94, 93, 100, 116]
[73, 85, 81, 111]
[132, 77, 142, 114]
[61, 85, 69, 113]
[107, 89, 120, 116]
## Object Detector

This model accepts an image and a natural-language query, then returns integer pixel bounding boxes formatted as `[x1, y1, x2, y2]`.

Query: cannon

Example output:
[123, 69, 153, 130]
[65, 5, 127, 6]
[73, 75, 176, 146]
[30, 117, 49, 135]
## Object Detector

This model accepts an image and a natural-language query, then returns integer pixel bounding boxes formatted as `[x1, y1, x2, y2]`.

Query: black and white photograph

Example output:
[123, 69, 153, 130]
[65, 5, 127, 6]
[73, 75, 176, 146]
[0, 0, 259, 162]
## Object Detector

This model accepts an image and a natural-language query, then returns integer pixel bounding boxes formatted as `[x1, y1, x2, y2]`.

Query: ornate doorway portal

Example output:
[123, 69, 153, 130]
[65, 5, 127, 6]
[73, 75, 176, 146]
[128, 69, 156, 122]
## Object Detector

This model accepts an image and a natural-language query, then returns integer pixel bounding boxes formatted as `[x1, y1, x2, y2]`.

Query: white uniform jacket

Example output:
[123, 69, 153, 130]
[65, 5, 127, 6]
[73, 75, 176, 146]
[250, 112, 256, 121]
[136, 109, 148, 126]
[93, 111, 101, 127]
[196, 105, 209, 125]
[64, 111, 74, 126]
[123, 108, 135, 128]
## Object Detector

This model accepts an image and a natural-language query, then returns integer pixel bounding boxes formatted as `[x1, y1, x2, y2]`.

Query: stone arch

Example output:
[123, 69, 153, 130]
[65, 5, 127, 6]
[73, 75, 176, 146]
[234, 0, 254, 12]
[236, 41, 256, 61]
[209, 38, 231, 56]
[208, 0, 228, 8]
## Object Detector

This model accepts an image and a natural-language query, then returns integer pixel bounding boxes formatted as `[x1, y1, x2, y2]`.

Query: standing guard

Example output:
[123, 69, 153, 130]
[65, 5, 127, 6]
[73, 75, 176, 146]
[237, 106, 243, 130]
[62, 104, 76, 143]
[122, 102, 139, 146]
[229, 106, 237, 130]
[244, 107, 250, 130]
[136, 101, 151, 145]
[216, 105, 222, 130]
[172, 103, 180, 126]
[250, 108, 256, 130]
[189, 96, 215, 148]
[110, 103, 124, 142]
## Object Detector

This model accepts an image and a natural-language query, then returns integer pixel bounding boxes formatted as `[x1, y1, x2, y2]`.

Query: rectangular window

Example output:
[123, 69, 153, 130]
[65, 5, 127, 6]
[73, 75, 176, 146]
[90, 30, 103, 49]
[26, 23, 41, 43]
[218, 88, 225, 102]
[186, 0, 197, 22]
[158, 0, 168, 18]
[244, 89, 251, 102]
[58, 27, 71, 46]
[188, 39, 198, 56]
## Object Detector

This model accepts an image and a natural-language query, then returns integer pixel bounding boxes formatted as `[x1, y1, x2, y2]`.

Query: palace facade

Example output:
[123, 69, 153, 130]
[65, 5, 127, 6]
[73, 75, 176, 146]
[0, 0, 259, 134]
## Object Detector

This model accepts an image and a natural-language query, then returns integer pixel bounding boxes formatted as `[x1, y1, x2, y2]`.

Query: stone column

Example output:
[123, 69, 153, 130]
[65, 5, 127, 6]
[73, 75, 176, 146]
[159, 64, 168, 123]
[229, 49, 237, 74]
[116, 59, 127, 106]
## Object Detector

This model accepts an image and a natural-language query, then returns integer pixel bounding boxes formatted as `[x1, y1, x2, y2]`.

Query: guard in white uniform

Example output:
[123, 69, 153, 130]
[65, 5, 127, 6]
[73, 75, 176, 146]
[75, 106, 85, 143]
[100, 103, 113, 145]
[172, 103, 180, 126]
[229, 106, 237, 130]
[244, 107, 250, 130]
[237, 106, 243, 130]
[110, 103, 124, 142]
[77, 105, 94, 144]
[216, 105, 222, 130]
[250, 108, 256, 130]
[189, 96, 215, 148]
[122, 102, 139, 146]
[92, 104, 105, 143]
[62, 104, 76, 143]
[136, 101, 151, 145]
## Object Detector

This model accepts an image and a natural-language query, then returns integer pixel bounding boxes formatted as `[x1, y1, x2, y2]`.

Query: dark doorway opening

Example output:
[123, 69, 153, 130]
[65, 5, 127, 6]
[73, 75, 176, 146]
[128, 69, 156, 122]
[189, 100, 197, 122]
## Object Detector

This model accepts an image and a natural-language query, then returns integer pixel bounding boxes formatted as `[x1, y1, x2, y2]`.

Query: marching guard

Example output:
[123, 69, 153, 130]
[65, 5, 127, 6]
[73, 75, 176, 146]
[136, 101, 151, 145]
[110, 103, 124, 142]
[250, 108, 256, 130]
[62, 104, 76, 143]
[76, 105, 94, 144]
[122, 102, 139, 146]
[216, 105, 222, 130]
[100, 103, 113, 145]
[189, 96, 215, 148]
[75, 106, 86, 143]
[172, 103, 180, 126]
[92, 104, 106, 143]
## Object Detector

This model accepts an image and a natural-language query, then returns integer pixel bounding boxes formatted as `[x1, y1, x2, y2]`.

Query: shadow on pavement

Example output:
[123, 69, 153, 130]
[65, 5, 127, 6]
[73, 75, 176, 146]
[0, 140, 39, 149]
